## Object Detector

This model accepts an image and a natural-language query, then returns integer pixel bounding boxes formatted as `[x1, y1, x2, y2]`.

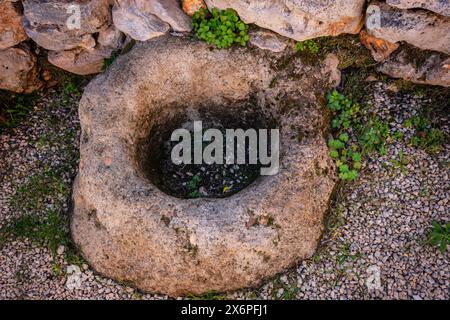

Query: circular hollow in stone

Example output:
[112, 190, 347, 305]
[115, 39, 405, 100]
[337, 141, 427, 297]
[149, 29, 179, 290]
[139, 103, 275, 199]
[71, 36, 338, 296]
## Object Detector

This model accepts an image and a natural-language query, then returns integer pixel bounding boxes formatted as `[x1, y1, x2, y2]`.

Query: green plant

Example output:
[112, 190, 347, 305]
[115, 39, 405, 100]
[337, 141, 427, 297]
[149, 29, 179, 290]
[327, 90, 360, 130]
[102, 50, 120, 71]
[404, 116, 446, 153]
[295, 39, 319, 54]
[336, 243, 360, 265]
[326, 90, 364, 181]
[1, 169, 85, 266]
[192, 8, 249, 48]
[186, 175, 202, 198]
[359, 118, 390, 155]
[0, 93, 38, 129]
[390, 150, 409, 173]
[427, 221, 450, 253]
[62, 82, 80, 104]
[10, 169, 68, 212]
[326, 90, 391, 181]
[0, 210, 68, 255]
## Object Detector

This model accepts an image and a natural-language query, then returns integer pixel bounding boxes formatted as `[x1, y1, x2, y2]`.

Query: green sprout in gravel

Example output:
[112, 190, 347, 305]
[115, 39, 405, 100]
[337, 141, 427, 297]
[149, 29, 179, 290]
[327, 90, 362, 181]
[192, 8, 249, 49]
[0, 92, 39, 129]
[427, 221, 450, 253]
[187, 175, 202, 198]
[0, 169, 85, 267]
[359, 117, 390, 155]
[404, 116, 446, 154]
[390, 150, 409, 174]
[326, 90, 391, 181]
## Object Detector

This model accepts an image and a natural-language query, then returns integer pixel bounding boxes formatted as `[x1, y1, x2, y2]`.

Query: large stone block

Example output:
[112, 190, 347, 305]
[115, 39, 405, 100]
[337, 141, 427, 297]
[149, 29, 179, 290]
[204, 0, 365, 41]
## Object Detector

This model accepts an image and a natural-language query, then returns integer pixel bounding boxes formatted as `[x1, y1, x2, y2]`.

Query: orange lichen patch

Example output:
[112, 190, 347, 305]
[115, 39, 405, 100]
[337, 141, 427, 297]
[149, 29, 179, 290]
[182, 0, 207, 16]
[359, 30, 399, 62]
[0, 1, 28, 49]
[326, 16, 364, 37]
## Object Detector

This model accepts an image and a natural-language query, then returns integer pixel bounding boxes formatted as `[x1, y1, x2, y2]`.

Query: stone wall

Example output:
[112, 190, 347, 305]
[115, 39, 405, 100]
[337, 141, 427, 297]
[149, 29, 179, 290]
[0, 0, 449, 93]
[363, 1, 450, 86]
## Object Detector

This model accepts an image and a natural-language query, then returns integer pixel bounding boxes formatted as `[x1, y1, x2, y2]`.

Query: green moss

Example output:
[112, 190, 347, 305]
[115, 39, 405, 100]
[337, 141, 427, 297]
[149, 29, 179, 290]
[0, 91, 39, 130]
[405, 116, 446, 154]
[1, 169, 85, 266]
[316, 35, 375, 69]
[10, 169, 68, 212]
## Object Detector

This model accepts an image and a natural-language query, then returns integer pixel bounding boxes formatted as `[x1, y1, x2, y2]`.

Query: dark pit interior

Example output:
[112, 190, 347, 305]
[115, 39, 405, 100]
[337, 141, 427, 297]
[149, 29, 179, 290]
[137, 101, 277, 199]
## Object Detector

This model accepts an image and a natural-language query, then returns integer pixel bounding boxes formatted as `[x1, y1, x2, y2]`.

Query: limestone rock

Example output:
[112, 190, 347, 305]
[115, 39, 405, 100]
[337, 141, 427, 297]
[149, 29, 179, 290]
[0, 0, 28, 50]
[112, 0, 170, 41]
[378, 46, 450, 87]
[366, 2, 450, 55]
[98, 25, 125, 50]
[359, 30, 399, 62]
[249, 29, 289, 53]
[182, 0, 206, 16]
[386, 0, 450, 17]
[146, 0, 192, 32]
[72, 36, 338, 296]
[322, 53, 341, 88]
[48, 46, 113, 75]
[204, 0, 365, 41]
[0, 44, 42, 93]
[22, 0, 110, 51]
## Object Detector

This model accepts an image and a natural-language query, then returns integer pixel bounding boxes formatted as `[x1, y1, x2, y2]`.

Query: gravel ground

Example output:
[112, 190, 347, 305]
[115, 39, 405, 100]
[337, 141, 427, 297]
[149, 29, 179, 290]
[0, 81, 448, 300]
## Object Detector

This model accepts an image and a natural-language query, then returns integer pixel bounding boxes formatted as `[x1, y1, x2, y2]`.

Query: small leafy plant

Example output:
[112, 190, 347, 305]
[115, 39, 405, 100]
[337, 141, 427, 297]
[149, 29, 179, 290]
[295, 39, 319, 54]
[327, 90, 362, 181]
[404, 116, 445, 153]
[359, 118, 390, 155]
[192, 8, 249, 48]
[427, 221, 450, 253]
[390, 150, 409, 173]
[186, 175, 202, 198]
[326, 90, 390, 181]
[327, 90, 360, 130]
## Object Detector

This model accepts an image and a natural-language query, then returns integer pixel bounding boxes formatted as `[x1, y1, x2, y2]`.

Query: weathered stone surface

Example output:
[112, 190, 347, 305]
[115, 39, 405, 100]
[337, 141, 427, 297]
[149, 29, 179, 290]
[98, 25, 125, 50]
[48, 46, 113, 75]
[204, 0, 365, 41]
[386, 0, 450, 17]
[0, 0, 28, 50]
[366, 2, 450, 55]
[112, 0, 170, 41]
[323, 53, 341, 87]
[182, 0, 206, 16]
[378, 46, 450, 87]
[146, 0, 192, 32]
[359, 30, 399, 62]
[249, 29, 288, 53]
[22, 0, 110, 51]
[0, 44, 42, 93]
[72, 36, 338, 296]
